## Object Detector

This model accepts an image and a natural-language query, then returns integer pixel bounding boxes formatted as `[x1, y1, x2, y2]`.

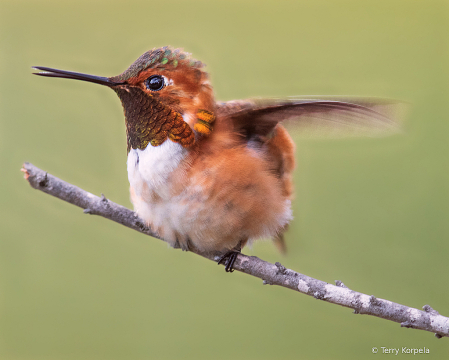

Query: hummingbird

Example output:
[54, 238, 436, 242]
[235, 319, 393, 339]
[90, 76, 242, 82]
[33, 46, 399, 272]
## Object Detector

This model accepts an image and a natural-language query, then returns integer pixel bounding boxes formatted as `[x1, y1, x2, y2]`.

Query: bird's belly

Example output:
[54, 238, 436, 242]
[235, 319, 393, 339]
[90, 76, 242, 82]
[127, 143, 292, 253]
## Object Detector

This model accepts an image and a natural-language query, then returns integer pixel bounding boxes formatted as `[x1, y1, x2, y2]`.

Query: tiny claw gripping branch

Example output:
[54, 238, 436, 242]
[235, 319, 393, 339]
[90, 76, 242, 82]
[217, 250, 241, 273]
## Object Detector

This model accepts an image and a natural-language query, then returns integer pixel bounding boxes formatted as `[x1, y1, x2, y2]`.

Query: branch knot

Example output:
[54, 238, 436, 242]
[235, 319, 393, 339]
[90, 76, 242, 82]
[275, 262, 287, 275]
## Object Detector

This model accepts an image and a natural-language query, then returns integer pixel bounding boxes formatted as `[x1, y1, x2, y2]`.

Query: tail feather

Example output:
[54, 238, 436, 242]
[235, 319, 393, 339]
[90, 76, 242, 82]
[272, 232, 287, 255]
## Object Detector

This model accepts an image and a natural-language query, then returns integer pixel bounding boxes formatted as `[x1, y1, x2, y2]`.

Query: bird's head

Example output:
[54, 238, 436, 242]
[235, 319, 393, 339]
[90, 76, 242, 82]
[34, 46, 216, 152]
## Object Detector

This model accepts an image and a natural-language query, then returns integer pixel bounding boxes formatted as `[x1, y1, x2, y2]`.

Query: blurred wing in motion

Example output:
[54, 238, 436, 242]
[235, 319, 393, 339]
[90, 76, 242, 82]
[217, 97, 407, 139]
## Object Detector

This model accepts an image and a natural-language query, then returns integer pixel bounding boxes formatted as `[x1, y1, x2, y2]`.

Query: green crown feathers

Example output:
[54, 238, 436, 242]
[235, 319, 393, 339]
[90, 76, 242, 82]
[111, 46, 204, 82]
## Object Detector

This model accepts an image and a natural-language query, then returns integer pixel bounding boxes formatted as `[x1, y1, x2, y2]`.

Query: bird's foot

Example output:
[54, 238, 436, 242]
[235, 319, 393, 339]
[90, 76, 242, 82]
[217, 249, 240, 273]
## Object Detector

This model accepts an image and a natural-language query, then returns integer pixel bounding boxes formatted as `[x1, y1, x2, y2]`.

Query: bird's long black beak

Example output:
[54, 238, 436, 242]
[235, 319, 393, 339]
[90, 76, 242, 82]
[32, 66, 123, 87]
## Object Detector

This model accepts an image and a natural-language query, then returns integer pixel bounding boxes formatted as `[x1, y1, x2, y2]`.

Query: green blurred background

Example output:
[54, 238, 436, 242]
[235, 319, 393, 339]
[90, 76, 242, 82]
[1, 0, 448, 359]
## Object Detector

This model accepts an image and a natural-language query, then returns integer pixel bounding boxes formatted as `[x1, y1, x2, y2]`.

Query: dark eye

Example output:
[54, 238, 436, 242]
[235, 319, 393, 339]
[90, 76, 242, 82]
[145, 75, 165, 91]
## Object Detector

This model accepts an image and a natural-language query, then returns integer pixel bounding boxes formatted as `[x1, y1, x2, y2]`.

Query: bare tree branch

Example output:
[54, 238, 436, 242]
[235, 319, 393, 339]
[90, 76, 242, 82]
[21, 162, 449, 339]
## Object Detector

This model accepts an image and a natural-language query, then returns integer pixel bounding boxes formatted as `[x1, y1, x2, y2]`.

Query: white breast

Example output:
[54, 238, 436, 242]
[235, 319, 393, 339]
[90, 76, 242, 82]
[127, 140, 187, 197]
[127, 139, 192, 246]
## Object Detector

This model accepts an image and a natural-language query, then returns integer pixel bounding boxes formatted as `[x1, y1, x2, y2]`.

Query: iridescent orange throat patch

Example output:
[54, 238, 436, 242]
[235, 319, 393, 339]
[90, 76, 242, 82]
[115, 87, 195, 152]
